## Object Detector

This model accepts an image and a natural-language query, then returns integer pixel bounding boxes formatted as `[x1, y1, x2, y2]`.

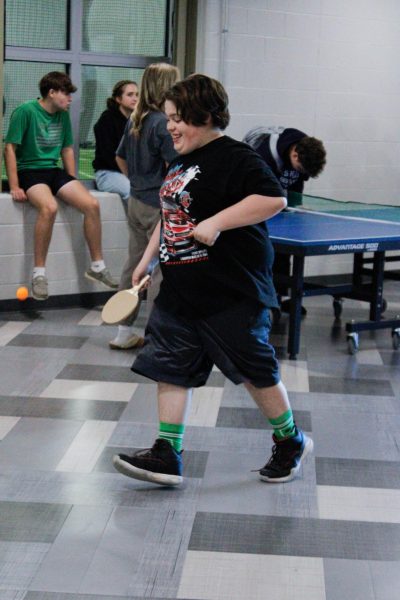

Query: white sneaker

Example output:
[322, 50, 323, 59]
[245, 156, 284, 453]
[109, 334, 144, 350]
[32, 275, 49, 301]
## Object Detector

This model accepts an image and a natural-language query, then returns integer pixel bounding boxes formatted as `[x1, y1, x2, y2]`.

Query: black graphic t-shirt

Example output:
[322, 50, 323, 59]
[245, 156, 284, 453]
[156, 135, 284, 318]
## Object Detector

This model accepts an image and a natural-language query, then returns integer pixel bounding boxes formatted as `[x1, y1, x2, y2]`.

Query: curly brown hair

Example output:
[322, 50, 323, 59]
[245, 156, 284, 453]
[163, 73, 230, 130]
[39, 72, 77, 97]
[295, 137, 326, 178]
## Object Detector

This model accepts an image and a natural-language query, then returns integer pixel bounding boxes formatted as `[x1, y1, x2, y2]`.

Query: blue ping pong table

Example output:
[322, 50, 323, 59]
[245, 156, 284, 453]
[268, 208, 400, 359]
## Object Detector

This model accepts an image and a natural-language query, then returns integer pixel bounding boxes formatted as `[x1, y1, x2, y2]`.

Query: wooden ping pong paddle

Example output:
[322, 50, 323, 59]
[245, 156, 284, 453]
[101, 275, 150, 325]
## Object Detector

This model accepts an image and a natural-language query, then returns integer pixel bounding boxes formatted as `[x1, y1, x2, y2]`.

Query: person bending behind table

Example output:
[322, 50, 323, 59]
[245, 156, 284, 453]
[112, 74, 313, 488]
[93, 80, 139, 212]
[4, 71, 118, 301]
[243, 126, 326, 314]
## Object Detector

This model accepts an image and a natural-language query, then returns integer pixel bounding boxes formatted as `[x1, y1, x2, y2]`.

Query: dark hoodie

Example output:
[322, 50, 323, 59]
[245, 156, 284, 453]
[92, 105, 128, 172]
[255, 127, 309, 192]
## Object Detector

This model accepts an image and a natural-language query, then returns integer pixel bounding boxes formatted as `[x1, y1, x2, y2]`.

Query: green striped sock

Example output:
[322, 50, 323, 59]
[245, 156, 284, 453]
[268, 409, 296, 440]
[159, 422, 185, 452]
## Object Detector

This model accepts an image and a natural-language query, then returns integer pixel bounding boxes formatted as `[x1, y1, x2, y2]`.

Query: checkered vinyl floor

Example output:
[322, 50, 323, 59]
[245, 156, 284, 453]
[1, 286, 400, 600]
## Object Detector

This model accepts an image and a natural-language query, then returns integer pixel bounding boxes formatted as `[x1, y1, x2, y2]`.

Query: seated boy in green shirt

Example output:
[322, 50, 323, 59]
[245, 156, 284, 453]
[4, 71, 118, 300]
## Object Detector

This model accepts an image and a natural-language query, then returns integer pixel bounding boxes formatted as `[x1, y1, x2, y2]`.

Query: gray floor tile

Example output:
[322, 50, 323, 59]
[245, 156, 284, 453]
[0, 418, 84, 470]
[308, 358, 393, 380]
[74, 329, 145, 367]
[203, 371, 226, 387]
[125, 509, 195, 598]
[24, 594, 174, 600]
[324, 558, 375, 600]
[309, 375, 394, 396]
[0, 347, 77, 396]
[119, 384, 159, 422]
[189, 511, 400, 560]
[0, 591, 28, 600]
[312, 410, 400, 461]
[57, 363, 142, 383]
[325, 557, 400, 600]
[0, 396, 126, 421]
[7, 333, 88, 349]
[379, 350, 400, 367]
[369, 560, 400, 600]
[0, 501, 71, 543]
[25, 595, 125, 600]
[30, 505, 143, 595]
[0, 541, 50, 591]
[316, 457, 400, 489]
[29, 504, 193, 598]
[216, 407, 312, 431]
[197, 448, 317, 518]
[220, 380, 257, 408]
[0, 468, 203, 512]
[287, 391, 400, 415]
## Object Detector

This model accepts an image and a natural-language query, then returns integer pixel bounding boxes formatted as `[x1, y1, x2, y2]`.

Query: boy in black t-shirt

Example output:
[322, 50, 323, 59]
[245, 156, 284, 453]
[112, 74, 313, 487]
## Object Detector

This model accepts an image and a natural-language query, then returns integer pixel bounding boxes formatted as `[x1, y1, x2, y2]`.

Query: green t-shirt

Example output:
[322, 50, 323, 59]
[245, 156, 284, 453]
[5, 99, 74, 170]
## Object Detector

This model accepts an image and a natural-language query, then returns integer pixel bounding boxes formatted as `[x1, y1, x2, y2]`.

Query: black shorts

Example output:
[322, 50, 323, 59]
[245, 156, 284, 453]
[132, 298, 280, 389]
[18, 168, 76, 195]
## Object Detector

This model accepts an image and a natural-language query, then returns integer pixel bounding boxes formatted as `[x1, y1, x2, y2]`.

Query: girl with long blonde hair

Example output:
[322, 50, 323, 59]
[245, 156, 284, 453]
[110, 62, 180, 350]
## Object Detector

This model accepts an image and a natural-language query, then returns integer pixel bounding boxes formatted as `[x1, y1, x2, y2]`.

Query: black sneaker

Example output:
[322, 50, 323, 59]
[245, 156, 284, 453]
[258, 428, 313, 483]
[112, 438, 183, 486]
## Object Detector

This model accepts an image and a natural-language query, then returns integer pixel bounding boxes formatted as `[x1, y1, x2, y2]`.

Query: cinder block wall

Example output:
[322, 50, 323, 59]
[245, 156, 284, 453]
[0, 191, 128, 301]
[195, 0, 400, 275]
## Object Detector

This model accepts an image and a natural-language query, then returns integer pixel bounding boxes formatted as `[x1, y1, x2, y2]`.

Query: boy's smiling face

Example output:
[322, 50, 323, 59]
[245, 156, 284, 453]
[165, 99, 218, 155]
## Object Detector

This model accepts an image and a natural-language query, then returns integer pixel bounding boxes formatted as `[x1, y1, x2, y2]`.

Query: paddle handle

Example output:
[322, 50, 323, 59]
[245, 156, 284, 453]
[128, 274, 151, 296]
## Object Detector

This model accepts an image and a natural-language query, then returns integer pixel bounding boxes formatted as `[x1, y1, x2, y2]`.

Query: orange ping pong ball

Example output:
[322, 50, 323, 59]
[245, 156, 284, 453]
[16, 286, 29, 301]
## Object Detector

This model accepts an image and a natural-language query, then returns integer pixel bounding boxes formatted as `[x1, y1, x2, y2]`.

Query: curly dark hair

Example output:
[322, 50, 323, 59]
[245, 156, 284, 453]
[39, 72, 77, 97]
[295, 137, 326, 178]
[163, 73, 230, 130]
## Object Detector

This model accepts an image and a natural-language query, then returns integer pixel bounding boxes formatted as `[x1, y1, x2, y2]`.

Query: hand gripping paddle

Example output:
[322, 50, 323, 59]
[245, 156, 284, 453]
[101, 275, 150, 325]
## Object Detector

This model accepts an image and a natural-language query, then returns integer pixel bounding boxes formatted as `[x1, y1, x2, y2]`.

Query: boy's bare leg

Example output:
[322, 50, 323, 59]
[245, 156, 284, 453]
[158, 382, 192, 424]
[26, 184, 58, 266]
[57, 180, 102, 260]
[244, 380, 291, 420]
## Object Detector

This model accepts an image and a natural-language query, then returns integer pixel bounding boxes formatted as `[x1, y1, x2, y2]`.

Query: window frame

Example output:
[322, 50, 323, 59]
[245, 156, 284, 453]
[3, 0, 174, 178]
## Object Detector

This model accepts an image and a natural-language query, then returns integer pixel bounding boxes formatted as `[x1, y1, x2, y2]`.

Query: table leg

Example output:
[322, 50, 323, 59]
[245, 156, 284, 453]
[287, 255, 305, 360]
[369, 251, 385, 321]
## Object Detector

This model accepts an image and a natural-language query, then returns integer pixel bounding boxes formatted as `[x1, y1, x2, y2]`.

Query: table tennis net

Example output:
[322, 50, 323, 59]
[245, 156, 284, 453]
[288, 192, 400, 223]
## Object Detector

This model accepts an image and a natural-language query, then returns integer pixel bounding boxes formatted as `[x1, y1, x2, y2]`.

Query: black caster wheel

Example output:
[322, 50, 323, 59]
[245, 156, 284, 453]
[392, 329, 400, 350]
[333, 298, 343, 318]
